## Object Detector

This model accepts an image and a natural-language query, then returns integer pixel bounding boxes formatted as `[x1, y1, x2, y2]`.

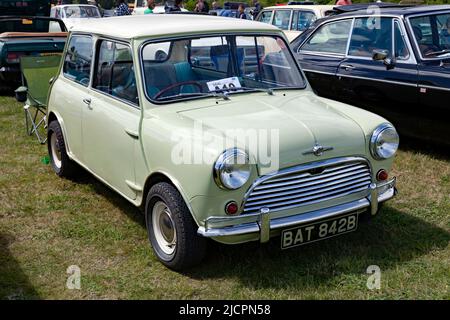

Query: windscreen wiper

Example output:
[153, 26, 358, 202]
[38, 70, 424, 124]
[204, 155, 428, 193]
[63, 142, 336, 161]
[212, 87, 274, 96]
[425, 49, 450, 57]
[155, 91, 230, 102]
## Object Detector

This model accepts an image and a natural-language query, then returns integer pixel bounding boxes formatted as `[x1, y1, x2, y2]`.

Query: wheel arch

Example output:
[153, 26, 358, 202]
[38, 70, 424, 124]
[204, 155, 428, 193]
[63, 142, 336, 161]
[141, 171, 200, 226]
[47, 110, 71, 156]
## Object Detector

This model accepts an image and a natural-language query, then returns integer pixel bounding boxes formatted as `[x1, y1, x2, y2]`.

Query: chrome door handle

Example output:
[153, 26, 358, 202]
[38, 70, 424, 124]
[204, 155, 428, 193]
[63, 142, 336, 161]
[341, 64, 355, 71]
[83, 98, 92, 109]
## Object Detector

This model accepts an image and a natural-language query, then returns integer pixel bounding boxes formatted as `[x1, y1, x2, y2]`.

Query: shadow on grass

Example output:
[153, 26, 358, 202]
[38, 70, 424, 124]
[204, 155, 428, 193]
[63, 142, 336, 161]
[399, 137, 450, 162]
[0, 233, 40, 300]
[185, 206, 450, 289]
[68, 172, 450, 290]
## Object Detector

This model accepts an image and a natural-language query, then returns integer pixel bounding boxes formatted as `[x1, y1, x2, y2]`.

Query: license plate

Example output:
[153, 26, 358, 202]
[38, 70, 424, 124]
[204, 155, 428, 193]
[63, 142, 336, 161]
[281, 213, 358, 249]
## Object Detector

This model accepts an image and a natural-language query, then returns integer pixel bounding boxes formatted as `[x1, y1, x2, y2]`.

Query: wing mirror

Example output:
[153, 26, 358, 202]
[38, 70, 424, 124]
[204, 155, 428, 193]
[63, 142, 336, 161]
[372, 49, 396, 70]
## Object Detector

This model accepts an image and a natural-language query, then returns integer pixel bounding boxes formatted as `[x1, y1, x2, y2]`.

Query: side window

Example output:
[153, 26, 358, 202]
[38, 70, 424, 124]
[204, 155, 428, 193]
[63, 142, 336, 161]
[300, 20, 352, 54]
[272, 10, 291, 30]
[394, 21, 410, 60]
[258, 10, 272, 24]
[63, 35, 93, 86]
[348, 17, 393, 57]
[292, 11, 316, 32]
[93, 40, 138, 105]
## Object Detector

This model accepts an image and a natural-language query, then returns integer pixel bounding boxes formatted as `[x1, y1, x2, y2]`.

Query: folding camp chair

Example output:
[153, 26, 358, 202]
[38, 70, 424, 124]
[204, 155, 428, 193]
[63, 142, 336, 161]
[15, 55, 62, 144]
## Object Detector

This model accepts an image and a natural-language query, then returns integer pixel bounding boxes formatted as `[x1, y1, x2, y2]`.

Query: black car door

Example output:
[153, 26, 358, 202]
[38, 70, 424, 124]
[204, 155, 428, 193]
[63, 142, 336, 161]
[409, 12, 450, 145]
[296, 18, 353, 97]
[336, 17, 419, 128]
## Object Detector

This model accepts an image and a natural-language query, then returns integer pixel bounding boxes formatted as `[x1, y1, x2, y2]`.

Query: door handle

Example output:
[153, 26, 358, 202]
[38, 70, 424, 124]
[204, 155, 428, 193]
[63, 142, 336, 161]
[83, 98, 92, 109]
[341, 64, 355, 71]
[124, 128, 139, 139]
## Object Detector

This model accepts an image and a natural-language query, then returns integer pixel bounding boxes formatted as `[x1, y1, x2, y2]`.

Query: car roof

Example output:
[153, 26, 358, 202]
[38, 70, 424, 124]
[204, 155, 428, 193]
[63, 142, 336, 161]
[54, 4, 99, 9]
[70, 14, 281, 39]
[262, 5, 335, 11]
[330, 4, 450, 18]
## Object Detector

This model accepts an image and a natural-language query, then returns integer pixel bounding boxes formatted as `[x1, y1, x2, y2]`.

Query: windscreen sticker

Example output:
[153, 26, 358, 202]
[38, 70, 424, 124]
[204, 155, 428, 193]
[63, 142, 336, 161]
[207, 77, 241, 92]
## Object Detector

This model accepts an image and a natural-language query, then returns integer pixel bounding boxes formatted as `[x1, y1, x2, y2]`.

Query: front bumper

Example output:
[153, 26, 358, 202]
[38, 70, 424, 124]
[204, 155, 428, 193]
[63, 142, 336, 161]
[197, 178, 396, 243]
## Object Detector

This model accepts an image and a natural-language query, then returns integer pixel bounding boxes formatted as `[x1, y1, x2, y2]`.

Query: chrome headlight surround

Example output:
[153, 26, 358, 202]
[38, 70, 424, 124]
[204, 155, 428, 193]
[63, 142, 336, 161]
[370, 123, 399, 160]
[214, 148, 251, 190]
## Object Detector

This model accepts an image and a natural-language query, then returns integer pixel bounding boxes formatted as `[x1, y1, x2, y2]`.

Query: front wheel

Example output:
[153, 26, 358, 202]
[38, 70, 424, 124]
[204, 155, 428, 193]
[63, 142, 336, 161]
[145, 182, 206, 270]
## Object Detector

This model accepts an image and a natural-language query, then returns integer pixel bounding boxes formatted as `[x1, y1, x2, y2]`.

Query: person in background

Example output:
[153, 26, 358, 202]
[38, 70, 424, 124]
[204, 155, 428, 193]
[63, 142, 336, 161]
[335, 0, 352, 5]
[212, 1, 220, 10]
[252, 0, 261, 19]
[165, 0, 183, 12]
[116, 0, 131, 15]
[194, 0, 205, 13]
[144, 0, 155, 14]
[237, 4, 246, 19]
[194, 0, 209, 13]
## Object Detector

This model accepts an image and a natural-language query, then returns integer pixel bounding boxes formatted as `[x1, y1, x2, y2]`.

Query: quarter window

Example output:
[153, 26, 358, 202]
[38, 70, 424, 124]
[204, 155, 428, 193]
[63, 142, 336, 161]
[272, 10, 291, 30]
[348, 17, 393, 57]
[394, 21, 410, 60]
[93, 40, 138, 105]
[63, 35, 93, 86]
[300, 20, 352, 54]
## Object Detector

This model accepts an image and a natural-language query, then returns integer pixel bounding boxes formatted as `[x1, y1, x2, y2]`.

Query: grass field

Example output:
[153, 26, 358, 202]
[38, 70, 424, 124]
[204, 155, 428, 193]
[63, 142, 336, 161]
[0, 95, 449, 300]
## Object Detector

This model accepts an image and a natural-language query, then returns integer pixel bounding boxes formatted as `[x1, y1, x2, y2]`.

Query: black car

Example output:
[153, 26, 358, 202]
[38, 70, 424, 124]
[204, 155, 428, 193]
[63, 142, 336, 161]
[291, 4, 450, 146]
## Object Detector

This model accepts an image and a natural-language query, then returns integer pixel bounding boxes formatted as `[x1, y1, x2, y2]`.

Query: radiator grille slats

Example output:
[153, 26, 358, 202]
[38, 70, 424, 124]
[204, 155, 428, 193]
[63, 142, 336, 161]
[243, 160, 372, 214]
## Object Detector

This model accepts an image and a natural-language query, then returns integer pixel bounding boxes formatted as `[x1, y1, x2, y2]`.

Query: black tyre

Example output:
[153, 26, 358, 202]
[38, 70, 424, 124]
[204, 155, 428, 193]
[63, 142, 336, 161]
[47, 120, 79, 178]
[145, 182, 207, 270]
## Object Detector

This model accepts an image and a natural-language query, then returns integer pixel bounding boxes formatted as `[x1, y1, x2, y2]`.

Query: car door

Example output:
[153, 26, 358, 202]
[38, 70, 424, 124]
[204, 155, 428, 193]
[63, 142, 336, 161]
[337, 18, 419, 119]
[410, 13, 450, 144]
[296, 18, 353, 97]
[83, 39, 140, 200]
[55, 34, 94, 161]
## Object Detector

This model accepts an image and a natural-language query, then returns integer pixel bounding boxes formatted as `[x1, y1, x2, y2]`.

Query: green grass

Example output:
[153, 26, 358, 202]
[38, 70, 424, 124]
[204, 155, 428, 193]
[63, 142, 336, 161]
[0, 95, 449, 299]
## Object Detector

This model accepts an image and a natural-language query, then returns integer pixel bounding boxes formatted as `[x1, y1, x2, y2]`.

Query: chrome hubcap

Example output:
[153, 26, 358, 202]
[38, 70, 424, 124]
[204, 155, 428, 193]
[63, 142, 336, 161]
[152, 201, 176, 255]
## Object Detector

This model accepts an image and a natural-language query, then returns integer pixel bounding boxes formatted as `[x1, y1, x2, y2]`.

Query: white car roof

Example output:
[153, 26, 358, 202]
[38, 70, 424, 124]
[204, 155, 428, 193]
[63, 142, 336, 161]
[70, 15, 282, 39]
[53, 4, 99, 8]
[262, 5, 336, 14]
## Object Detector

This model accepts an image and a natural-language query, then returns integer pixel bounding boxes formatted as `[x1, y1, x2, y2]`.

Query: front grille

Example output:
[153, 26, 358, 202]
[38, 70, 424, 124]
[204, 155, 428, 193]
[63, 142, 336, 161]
[242, 159, 372, 214]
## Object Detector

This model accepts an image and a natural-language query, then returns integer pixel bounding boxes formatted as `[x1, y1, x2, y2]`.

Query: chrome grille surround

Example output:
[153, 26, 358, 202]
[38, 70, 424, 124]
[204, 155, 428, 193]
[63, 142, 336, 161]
[241, 157, 373, 215]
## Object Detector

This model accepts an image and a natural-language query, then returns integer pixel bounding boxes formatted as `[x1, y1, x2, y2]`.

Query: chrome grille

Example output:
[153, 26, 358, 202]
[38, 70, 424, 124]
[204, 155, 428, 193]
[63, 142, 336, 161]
[242, 159, 372, 214]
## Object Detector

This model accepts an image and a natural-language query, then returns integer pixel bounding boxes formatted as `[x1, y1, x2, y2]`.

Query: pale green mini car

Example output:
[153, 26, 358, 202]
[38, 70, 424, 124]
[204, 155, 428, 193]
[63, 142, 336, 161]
[47, 15, 399, 270]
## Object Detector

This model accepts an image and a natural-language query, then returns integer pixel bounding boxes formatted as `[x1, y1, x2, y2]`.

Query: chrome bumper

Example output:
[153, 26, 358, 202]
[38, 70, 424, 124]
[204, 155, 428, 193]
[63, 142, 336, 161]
[197, 178, 396, 242]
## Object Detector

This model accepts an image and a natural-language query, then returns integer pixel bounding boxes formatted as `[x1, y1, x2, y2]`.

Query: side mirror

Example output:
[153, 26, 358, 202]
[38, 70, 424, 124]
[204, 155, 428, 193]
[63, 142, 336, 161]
[372, 49, 395, 70]
[372, 49, 389, 61]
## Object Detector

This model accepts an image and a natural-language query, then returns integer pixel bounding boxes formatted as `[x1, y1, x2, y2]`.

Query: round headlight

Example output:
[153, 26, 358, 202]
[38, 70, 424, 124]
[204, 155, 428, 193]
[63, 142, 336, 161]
[214, 148, 251, 190]
[370, 124, 399, 160]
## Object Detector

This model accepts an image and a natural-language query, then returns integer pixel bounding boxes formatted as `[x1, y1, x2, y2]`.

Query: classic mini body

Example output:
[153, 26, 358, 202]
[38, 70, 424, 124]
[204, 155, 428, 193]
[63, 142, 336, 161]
[46, 15, 399, 270]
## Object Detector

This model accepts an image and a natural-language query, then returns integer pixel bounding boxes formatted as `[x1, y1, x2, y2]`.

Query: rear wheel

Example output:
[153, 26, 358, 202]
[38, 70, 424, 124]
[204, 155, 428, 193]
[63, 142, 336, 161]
[145, 182, 206, 270]
[47, 120, 79, 178]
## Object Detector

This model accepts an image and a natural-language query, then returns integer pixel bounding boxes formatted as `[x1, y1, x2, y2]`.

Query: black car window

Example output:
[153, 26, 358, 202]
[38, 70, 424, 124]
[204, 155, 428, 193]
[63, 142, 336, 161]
[394, 21, 410, 60]
[63, 35, 93, 87]
[410, 13, 450, 58]
[348, 17, 393, 58]
[93, 40, 138, 105]
[300, 19, 352, 55]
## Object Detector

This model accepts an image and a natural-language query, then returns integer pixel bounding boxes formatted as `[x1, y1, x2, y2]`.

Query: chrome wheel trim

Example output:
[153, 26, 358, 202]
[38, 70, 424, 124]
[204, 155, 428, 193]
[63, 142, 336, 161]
[152, 201, 177, 255]
[50, 132, 62, 169]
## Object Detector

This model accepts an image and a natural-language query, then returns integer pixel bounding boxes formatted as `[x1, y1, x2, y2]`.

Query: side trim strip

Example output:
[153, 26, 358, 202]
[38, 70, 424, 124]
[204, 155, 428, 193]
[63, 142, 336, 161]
[336, 73, 418, 88]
